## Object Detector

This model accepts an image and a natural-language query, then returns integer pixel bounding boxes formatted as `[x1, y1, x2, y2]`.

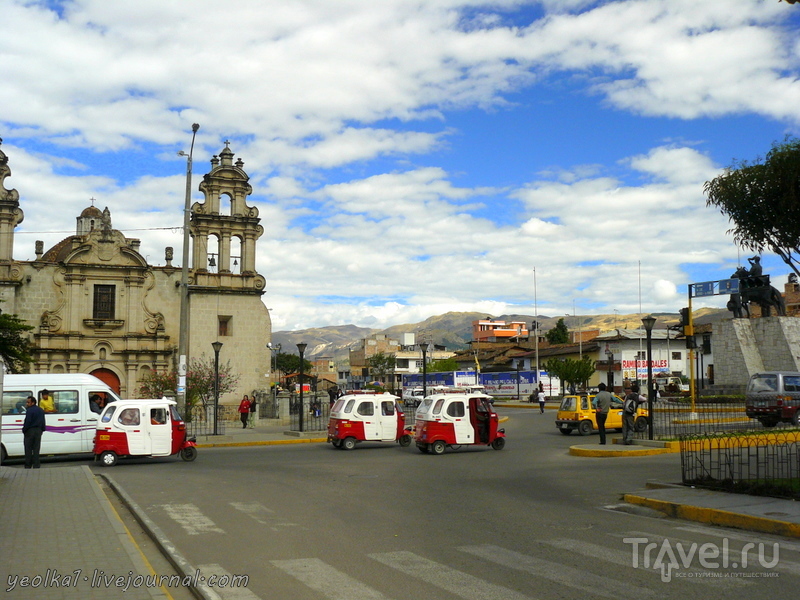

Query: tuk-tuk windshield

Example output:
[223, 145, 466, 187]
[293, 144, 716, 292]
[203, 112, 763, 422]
[170, 405, 183, 422]
[432, 398, 445, 415]
[343, 399, 355, 413]
[417, 398, 433, 414]
[101, 404, 118, 423]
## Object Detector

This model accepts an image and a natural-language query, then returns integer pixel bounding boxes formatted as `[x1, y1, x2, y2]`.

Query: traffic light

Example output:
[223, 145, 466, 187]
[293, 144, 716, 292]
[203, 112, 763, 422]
[685, 335, 696, 350]
[679, 307, 693, 340]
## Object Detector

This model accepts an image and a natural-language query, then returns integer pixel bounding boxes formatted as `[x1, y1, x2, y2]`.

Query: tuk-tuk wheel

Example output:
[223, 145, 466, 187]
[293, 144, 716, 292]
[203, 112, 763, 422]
[398, 434, 412, 447]
[331, 438, 343, 449]
[180, 446, 198, 462]
[491, 437, 506, 451]
[417, 442, 429, 453]
[100, 451, 118, 467]
[342, 437, 357, 450]
[431, 440, 446, 455]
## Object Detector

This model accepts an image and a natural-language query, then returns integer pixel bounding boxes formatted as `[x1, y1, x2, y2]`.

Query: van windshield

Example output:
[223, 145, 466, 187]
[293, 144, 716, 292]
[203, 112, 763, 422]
[748, 375, 778, 393]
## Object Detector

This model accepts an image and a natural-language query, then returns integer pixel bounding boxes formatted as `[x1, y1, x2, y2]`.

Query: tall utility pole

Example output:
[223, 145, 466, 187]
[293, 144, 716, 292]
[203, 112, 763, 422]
[177, 123, 199, 417]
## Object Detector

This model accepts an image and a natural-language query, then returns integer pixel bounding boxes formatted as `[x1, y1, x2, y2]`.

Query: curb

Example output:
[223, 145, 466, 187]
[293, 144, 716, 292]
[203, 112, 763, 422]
[100, 473, 223, 600]
[569, 445, 673, 457]
[623, 493, 800, 538]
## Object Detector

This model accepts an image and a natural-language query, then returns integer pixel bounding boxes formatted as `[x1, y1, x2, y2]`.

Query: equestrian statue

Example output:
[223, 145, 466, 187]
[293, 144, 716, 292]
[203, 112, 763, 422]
[727, 256, 786, 318]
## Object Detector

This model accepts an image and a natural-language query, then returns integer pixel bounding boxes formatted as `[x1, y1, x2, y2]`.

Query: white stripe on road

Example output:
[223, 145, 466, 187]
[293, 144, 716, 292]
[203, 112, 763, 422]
[197, 563, 259, 600]
[230, 501, 299, 531]
[159, 503, 225, 535]
[367, 550, 531, 600]
[458, 544, 657, 600]
[271, 558, 394, 600]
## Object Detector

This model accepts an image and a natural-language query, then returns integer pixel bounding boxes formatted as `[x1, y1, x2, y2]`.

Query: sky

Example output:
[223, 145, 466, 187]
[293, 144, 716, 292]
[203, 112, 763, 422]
[2, 0, 800, 331]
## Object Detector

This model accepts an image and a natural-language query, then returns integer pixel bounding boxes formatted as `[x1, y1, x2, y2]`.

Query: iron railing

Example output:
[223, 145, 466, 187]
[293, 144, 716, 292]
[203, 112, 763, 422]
[186, 404, 227, 437]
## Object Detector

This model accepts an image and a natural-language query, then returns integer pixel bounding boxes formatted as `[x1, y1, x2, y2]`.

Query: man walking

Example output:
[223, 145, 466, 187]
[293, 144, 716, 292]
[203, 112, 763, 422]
[593, 382, 612, 445]
[22, 396, 46, 468]
[537, 387, 546, 414]
[622, 384, 645, 445]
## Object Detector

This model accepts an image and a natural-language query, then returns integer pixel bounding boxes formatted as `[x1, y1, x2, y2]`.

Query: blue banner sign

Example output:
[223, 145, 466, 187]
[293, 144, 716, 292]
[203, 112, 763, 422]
[690, 278, 740, 297]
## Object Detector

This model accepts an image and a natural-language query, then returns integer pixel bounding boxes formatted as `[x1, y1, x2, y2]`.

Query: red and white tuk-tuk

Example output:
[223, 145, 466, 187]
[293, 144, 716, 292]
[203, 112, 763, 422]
[327, 392, 412, 450]
[93, 398, 197, 466]
[411, 391, 506, 454]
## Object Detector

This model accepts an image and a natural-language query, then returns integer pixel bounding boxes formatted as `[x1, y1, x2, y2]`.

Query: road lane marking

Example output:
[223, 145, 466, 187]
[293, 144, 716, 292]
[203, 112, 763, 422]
[196, 564, 258, 600]
[368, 550, 530, 600]
[229, 501, 299, 531]
[159, 503, 225, 535]
[271, 558, 394, 599]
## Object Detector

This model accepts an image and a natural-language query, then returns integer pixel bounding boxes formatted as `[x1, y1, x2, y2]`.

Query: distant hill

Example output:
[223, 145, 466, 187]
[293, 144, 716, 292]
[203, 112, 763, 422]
[271, 308, 729, 363]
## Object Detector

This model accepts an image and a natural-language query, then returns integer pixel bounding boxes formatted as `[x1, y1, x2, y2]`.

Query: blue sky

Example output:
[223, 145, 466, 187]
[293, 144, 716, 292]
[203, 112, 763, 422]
[2, 0, 800, 331]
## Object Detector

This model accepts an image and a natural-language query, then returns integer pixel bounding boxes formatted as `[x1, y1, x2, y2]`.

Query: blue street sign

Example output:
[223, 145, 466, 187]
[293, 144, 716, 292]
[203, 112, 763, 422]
[718, 278, 740, 294]
[692, 281, 715, 297]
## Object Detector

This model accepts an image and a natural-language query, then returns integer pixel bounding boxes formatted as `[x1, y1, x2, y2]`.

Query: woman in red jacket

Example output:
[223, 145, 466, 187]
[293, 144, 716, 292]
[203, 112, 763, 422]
[238, 395, 251, 429]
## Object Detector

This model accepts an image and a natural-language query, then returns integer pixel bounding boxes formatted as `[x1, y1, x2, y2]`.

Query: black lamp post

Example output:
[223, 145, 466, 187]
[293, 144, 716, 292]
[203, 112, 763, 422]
[516, 362, 521, 400]
[212, 341, 222, 435]
[605, 345, 614, 392]
[268, 342, 281, 403]
[297, 342, 307, 433]
[420, 343, 430, 398]
[641, 315, 656, 440]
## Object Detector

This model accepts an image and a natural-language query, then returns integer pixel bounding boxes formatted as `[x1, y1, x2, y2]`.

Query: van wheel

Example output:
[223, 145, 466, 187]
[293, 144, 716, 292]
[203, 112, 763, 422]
[99, 451, 118, 467]
[634, 417, 648, 432]
[761, 418, 779, 428]
[431, 440, 446, 455]
[398, 434, 412, 447]
[578, 420, 593, 436]
[491, 437, 505, 451]
[180, 447, 197, 462]
[343, 437, 357, 451]
[0, 445, 6, 465]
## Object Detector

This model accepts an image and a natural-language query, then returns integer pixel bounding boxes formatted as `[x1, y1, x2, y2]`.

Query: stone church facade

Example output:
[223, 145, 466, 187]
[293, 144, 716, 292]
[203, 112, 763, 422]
[0, 140, 272, 406]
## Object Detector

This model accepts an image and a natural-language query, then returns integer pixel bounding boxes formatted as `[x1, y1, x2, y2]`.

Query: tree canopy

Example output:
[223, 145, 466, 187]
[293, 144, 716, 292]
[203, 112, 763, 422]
[275, 352, 312, 377]
[427, 357, 460, 373]
[138, 353, 240, 410]
[544, 356, 594, 393]
[545, 318, 570, 345]
[0, 309, 34, 373]
[704, 137, 800, 277]
[367, 351, 396, 382]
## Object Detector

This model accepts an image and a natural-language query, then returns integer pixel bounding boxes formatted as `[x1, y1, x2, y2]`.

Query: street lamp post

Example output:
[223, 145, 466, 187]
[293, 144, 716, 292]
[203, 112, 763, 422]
[177, 123, 200, 417]
[212, 341, 222, 436]
[267, 342, 281, 402]
[641, 315, 656, 440]
[516, 361, 521, 400]
[297, 343, 307, 433]
[420, 343, 430, 398]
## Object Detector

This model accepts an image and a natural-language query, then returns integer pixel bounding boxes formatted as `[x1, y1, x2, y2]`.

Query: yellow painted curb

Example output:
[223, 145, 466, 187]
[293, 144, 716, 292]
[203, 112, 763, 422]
[624, 493, 800, 538]
[569, 445, 672, 457]
[197, 438, 328, 448]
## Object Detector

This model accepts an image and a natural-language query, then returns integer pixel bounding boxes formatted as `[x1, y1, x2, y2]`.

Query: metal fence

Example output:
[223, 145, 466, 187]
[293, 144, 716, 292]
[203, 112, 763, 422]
[680, 430, 800, 500]
[186, 404, 227, 437]
[288, 394, 331, 432]
[649, 400, 757, 439]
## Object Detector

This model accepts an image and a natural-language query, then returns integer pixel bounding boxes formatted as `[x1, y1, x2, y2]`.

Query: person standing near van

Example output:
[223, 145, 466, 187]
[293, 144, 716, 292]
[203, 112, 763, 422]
[238, 395, 250, 429]
[593, 383, 612, 445]
[22, 396, 46, 469]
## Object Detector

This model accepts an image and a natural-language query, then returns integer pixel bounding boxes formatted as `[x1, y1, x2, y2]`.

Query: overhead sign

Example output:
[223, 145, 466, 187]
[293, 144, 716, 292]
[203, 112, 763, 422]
[690, 278, 739, 298]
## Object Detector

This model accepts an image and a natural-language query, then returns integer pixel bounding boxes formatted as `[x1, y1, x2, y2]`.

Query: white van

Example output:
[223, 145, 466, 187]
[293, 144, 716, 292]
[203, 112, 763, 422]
[1, 374, 123, 462]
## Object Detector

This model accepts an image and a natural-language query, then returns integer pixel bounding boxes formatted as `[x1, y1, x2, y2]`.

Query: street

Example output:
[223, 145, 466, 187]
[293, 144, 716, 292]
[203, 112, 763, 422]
[97, 408, 798, 599]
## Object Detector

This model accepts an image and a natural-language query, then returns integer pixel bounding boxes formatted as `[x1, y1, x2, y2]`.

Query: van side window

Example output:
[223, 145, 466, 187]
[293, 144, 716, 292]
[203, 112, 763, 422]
[785, 376, 800, 392]
[49, 390, 78, 414]
[357, 402, 374, 416]
[447, 401, 465, 417]
[3, 390, 31, 414]
[381, 401, 395, 416]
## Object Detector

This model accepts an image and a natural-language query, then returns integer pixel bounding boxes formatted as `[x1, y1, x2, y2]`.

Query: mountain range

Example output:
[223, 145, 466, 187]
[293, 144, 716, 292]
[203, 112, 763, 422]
[271, 308, 728, 363]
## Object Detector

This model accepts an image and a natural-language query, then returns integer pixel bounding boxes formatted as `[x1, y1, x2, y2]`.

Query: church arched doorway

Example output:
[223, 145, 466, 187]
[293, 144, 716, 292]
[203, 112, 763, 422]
[90, 368, 121, 395]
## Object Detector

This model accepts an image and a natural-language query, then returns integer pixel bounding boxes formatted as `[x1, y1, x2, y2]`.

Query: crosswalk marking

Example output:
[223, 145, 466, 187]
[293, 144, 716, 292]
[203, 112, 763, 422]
[159, 503, 225, 535]
[230, 501, 299, 531]
[458, 544, 657, 599]
[367, 550, 531, 600]
[544, 537, 748, 587]
[271, 558, 394, 600]
[197, 563, 259, 600]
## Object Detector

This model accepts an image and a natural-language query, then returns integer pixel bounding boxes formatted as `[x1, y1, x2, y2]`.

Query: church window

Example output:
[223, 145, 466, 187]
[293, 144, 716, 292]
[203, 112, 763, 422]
[219, 316, 231, 337]
[93, 285, 115, 320]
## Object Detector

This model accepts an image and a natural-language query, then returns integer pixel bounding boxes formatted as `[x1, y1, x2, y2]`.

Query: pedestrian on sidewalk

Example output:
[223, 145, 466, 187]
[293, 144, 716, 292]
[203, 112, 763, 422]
[622, 384, 645, 445]
[238, 395, 250, 429]
[593, 383, 612, 445]
[248, 395, 257, 428]
[22, 396, 46, 468]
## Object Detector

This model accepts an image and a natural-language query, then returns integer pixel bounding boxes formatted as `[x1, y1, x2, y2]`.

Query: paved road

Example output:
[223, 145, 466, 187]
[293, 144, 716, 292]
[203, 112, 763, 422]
[96, 408, 799, 599]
